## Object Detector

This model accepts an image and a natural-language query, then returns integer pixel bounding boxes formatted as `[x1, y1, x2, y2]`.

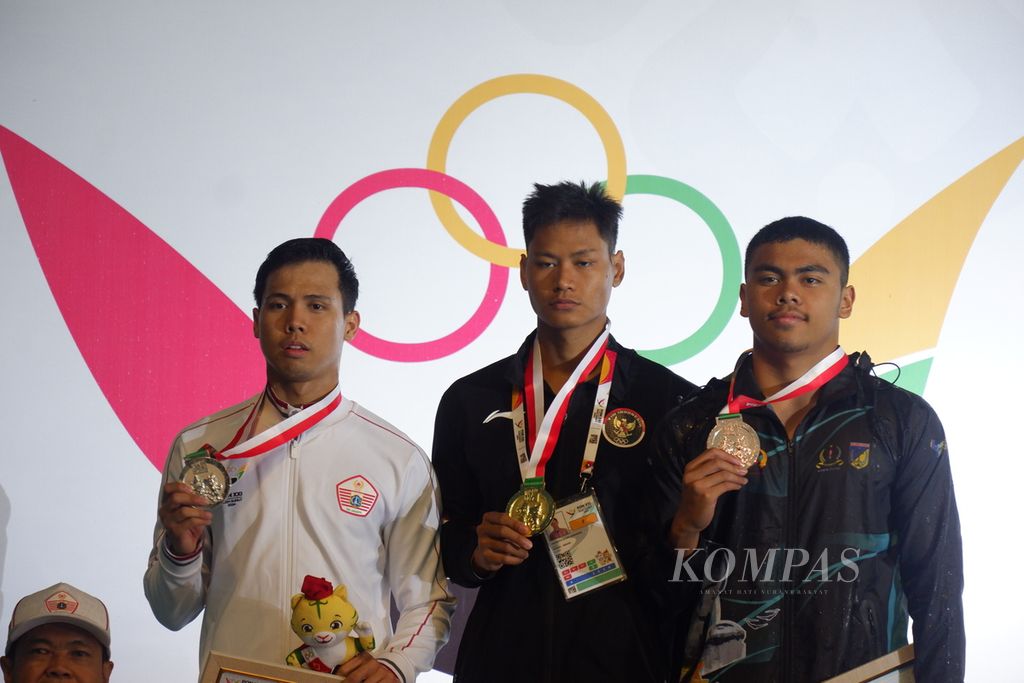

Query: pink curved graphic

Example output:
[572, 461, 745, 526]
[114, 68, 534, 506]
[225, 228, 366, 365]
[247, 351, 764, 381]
[0, 126, 263, 471]
[315, 168, 508, 362]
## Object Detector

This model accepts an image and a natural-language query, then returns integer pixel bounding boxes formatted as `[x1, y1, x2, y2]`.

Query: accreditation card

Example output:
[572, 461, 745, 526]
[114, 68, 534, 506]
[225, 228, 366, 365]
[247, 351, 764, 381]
[544, 491, 626, 600]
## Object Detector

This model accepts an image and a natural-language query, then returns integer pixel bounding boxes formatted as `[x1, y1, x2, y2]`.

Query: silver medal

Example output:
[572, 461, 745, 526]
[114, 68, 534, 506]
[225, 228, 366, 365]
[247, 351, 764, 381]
[180, 456, 230, 506]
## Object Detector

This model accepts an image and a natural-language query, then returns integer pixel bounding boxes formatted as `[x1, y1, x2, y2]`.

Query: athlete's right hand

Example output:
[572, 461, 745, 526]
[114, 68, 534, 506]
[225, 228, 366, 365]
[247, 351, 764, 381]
[471, 511, 533, 575]
[158, 482, 213, 556]
[670, 448, 749, 550]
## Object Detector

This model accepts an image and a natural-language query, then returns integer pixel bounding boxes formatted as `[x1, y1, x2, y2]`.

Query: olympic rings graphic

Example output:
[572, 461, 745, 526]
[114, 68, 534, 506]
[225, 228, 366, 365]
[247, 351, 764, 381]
[314, 168, 509, 362]
[625, 175, 741, 365]
[321, 75, 737, 364]
[426, 74, 627, 268]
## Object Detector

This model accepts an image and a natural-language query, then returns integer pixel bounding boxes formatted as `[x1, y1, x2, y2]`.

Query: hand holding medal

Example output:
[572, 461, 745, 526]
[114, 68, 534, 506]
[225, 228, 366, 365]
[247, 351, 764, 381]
[670, 446, 751, 550]
[158, 445, 224, 557]
[471, 511, 534, 575]
[670, 349, 849, 549]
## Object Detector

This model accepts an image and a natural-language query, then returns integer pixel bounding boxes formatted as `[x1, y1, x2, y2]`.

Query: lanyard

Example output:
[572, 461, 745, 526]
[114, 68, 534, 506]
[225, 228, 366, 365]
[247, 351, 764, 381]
[215, 385, 343, 461]
[512, 328, 615, 487]
[722, 347, 848, 415]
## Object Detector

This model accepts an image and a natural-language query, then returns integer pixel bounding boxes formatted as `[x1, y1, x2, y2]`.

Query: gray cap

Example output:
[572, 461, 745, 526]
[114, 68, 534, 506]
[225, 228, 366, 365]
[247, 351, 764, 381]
[5, 582, 110, 657]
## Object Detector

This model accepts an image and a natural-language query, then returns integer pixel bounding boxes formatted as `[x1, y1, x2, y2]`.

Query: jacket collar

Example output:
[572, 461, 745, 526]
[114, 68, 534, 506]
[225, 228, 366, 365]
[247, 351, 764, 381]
[502, 330, 633, 402]
[729, 351, 862, 412]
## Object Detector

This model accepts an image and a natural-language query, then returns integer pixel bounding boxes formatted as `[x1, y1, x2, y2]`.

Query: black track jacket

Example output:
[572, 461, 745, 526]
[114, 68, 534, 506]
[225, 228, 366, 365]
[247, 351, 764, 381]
[653, 352, 965, 682]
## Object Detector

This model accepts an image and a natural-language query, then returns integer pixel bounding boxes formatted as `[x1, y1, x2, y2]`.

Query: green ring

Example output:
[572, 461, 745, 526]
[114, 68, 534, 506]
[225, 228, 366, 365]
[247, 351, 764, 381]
[621, 174, 740, 365]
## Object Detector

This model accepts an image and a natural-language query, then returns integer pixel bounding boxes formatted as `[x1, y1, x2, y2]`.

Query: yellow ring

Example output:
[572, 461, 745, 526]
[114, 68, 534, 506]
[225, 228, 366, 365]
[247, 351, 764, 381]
[427, 74, 627, 267]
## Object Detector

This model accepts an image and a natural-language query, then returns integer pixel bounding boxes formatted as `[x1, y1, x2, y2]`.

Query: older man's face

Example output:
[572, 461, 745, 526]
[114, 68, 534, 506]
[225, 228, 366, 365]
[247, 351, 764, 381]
[1, 623, 112, 683]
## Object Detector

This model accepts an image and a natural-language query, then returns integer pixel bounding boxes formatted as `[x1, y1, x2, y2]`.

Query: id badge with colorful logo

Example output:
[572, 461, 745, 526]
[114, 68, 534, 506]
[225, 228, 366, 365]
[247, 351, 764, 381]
[544, 491, 626, 600]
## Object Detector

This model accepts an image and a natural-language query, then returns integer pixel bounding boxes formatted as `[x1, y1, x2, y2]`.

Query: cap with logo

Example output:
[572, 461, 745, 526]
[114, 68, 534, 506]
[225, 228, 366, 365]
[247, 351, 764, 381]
[5, 582, 111, 658]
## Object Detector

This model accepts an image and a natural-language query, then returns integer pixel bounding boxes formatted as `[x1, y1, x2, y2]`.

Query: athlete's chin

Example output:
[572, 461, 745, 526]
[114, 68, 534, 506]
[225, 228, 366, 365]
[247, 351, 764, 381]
[267, 362, 327, 386]
[536, 311, 606, 334]
[755, 337, 810, 356]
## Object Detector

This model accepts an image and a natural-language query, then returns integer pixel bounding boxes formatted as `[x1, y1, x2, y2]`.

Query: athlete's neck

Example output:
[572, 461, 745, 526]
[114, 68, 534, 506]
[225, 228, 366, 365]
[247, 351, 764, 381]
[265, 375, 337, 409]
[535, 320, 607, 394]
[749, 345, 838, 397]
[750, 344, 840, 439]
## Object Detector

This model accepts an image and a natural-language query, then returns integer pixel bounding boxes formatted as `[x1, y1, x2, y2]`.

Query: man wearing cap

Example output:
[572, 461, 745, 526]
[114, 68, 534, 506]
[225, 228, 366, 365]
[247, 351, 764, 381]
[1, 582, 113, 683]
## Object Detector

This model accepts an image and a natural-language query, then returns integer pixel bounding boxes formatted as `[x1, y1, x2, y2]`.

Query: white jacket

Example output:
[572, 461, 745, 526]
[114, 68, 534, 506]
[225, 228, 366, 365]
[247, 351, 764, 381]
[144, 392, 453, 682]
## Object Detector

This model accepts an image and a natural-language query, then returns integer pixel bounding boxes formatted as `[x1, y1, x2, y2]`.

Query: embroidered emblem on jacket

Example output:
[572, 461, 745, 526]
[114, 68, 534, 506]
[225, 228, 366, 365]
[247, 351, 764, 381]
[602, 408, 645, 448]
[849, 442, 871, 469]
[337, 475, 379, 517]
[815, 444, 844, 470]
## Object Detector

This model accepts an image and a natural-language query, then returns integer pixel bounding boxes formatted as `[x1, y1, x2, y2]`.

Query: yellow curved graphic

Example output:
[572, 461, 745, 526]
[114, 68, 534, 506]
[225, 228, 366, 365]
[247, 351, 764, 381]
[844, 136, 1024, 362]
[426, 74, 627, 267]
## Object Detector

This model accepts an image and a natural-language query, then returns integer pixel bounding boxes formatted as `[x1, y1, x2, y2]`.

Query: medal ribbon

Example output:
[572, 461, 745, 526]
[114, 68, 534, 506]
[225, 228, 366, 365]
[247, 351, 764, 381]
[722, 347, 848, 415]
[515, 326, 610, 481]
[215, 385, 343, 461]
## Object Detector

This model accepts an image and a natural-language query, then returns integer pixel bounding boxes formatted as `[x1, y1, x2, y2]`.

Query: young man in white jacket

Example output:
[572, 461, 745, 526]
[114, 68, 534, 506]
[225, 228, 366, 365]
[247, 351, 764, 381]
[145, 238, 453, 682]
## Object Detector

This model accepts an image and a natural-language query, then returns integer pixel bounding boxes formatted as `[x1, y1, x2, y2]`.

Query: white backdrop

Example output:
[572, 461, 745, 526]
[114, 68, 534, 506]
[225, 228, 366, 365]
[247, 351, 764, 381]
[1, 1, 1021, 680]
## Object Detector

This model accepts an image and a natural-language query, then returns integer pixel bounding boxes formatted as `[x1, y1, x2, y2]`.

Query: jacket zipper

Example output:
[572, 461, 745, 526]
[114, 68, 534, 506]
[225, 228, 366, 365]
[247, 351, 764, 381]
[866, 602, 879, 647]
[284, 437, 300, 650]
[783, 436, 796, 681]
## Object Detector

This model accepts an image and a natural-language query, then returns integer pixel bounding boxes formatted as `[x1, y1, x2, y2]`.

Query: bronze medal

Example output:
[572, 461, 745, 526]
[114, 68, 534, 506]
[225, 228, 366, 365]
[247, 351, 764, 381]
[181, 453, 230, 506]
[706, 415, 761, 469]
[506, 484, 555, 536]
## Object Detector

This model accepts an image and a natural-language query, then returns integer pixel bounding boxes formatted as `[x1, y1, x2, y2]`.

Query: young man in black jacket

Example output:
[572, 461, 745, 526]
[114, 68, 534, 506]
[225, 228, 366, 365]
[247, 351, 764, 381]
[655, 216, 965, 681]
[433, 181, 694, 682]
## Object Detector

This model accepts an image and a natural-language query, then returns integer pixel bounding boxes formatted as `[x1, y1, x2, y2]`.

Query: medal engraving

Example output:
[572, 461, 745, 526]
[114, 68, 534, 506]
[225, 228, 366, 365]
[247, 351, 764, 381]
[181, 456, 230, 506]
[707, 416, 761, 468]
[506, 485, 555, 536]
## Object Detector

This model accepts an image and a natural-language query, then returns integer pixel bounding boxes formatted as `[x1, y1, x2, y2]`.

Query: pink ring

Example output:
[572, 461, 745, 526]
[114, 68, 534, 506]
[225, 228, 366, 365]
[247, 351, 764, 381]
[315, 168, 508, 362]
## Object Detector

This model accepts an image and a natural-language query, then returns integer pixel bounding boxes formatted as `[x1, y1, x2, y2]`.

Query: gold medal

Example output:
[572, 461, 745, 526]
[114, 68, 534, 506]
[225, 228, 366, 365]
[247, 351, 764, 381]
[706, 415, 761, 469]
[506, 483, 555, 536]
[180, 446, 230, 506]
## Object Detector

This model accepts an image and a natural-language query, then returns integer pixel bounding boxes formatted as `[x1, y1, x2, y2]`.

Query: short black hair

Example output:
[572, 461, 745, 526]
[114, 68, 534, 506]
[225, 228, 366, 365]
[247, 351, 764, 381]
[745, 216, 851, 286]
[253, 238, 359, 313]
[522, 181, 622, 252]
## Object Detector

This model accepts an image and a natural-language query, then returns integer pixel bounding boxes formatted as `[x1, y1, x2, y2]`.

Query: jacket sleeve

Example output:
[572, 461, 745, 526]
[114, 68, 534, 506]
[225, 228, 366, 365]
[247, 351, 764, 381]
[431, 382, 493, 588]
[651, 405, 690, 536]
[142, 435, 211, 630]
[649, 405, 707, 605]
[887, 392, 965, 681]
[378, 444, 455, 683]
[649, 380, 725, 553]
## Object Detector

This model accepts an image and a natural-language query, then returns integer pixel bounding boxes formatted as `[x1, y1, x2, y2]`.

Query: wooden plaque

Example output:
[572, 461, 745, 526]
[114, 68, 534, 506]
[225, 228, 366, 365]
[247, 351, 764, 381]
[200, 651, 341, 683]
[824, 644, 915, 683]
